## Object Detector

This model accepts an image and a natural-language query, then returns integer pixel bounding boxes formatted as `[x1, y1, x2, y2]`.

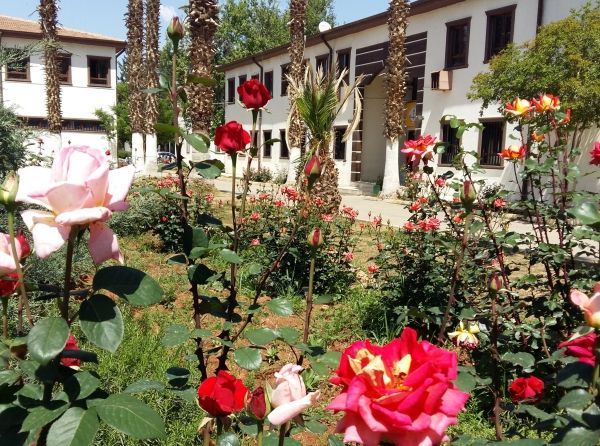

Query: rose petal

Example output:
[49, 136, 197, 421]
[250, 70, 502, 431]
[16, 166, 53, 209]
[21, 210, 70, 259]
[88, 222, 123, 264]
[44, 182, 91, 214]
[267, 391, 320, 426]
[55, 207, 111, 226]
[104, 165, 135, 211]
[571, 290, 590, 309]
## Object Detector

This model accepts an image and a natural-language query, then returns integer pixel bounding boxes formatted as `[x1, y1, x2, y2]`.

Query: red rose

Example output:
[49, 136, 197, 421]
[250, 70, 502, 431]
[214, 121, 251, 155]
[327, 328, 469, 446]
[61, 334, 81, 368]
[247, 387, 269, 420]
[0, 272, 19, 297]
[16, 231, 30, 258]
[237, 79, 271, 110]
[508, 376, 544, 403]
[197, 371, 248, 417]
[559, 333, 596, 366]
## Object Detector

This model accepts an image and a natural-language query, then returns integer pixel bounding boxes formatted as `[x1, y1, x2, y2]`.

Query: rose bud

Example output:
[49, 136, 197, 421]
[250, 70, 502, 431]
[489, 272, 503, 294]
[307, 227, 323, 249]
[460, 180, 477, 211]
[247, 387, 270, 420]
[167, 16, 185, 47]
[0, 172, 18, 210]
[15, 231, 30, 258]
[304, 155, 321, 190]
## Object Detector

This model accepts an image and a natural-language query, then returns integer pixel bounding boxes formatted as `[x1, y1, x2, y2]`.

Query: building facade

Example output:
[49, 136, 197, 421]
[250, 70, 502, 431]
[220, 0, 599, 194]
[0, 15, 125, 156]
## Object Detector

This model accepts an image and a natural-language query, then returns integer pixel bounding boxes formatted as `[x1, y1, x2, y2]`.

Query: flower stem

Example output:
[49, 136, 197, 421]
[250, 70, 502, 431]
[278, 422, 287, 446]
[298, 256, 316, 365]
[202, 419, 212, 446]
[61, 226, 78, 322]
[2, 297, 8, 338]
[7, 210, 32, 332]
[257, 421, 264, 446]
[216, 417, 223, 437]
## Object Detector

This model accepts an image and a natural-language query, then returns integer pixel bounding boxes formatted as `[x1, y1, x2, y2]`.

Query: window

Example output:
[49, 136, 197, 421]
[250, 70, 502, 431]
[6, 56, 30, 81]
[439, 123, 460, 165]
[479, 120, 504, 167]
[279, 130, 288, 158]
[406, 76, 418, 101]
[227, 78, 235, 104]
[334, 127, 347, 160]
[280, 64, 290, 96]
[316, 54, 329, 74]
[263, 130, 272, 158]
[238, 75, 247, 100]
[23, 118, 104, 132]
[88, 56, 110, 86]
[337, 49, 351, 82]
[445, 18, 470, 69]
[251, 74, 259, 80]
[264, 71, 274, 97]
[58, 53, 72, 84]
[485, 5, 516, 62]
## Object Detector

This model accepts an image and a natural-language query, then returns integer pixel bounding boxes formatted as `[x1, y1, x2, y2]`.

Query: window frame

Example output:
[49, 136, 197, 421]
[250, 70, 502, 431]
[484, 4, 517, 63]
[263, 130, 272, 158]
[58, 52, 72, 85]
[445, 17, 471, 70]
[438, 121, 461, 166]
[6, 55, 30, 82]
[280, 64, 290, 96]
[315, 53, 330, 74]
[279, 129, 289, 159]
[87, 56, 111, 87]
[333, 126, 347, 161]
[478, 118, 505, 168]
[226, 77, 236, 104]
[237, 74, 247, 101]
[337, 48, 351, 84]
[264, 70, 274, 97]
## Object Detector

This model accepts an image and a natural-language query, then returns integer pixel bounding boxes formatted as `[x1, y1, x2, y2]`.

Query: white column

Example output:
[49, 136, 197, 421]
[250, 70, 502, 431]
[144, 133, 158, 174]
[286, 146, 301, 184]
[381, 138, 400, 197]
[131, 133, 144, 172]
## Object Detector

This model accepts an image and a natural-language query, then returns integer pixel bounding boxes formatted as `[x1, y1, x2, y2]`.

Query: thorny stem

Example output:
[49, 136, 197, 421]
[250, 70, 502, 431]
[278, 422, 288, 446]
[239, 110, 259, 223]
[171, 47, 188, 221]
[7, 210, 33, 331]
[298, 256, 316, 366]
[2, 297, 8, 338]
[490, 291, 504, 440]
[192, 284, 208, 381]
[61, 226, 79, 322]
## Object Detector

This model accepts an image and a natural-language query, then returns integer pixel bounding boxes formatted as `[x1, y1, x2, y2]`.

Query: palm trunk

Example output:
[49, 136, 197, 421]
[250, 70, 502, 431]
[39, 0, 62, 153]
[286, 0, 308, 183]
[187, 0, 218, 140]
[382, 0, 409, 196]
[144, 0, 160, 172]
[126, 0, 145, 169]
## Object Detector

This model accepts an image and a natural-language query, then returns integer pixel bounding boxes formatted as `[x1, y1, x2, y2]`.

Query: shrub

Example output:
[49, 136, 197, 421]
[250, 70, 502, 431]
[0, 104, 31, 178]
[247, 166, 273, 183]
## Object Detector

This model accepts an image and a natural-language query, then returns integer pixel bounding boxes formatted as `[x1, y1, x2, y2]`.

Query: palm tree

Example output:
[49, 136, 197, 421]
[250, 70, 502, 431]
[288, 65, 363, 213]
[187, 0, 219, 136]
[144, 0, 160, 170]
[38, 0, 62, 152]
[286, 0, 308, 184]
[382, 0, 410, 196]
[126, 0, 145, 167]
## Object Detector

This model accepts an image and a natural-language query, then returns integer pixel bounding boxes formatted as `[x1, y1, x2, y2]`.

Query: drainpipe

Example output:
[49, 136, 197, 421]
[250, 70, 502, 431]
[536, 0, 545, 33]
[252, 56, 264, 169]
[320, 33, 334, 70]
[0, 32, 4, 105]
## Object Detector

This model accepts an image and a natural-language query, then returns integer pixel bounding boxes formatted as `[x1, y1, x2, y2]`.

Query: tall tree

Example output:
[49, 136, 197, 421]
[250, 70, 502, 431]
[187, 0, 219, 134]
[286, 0, 308, 184]
[144, 0, 160, 136]
[126, 0, 145, 164]
[382, 0, 409, 196]
[38, 0, 62, 143]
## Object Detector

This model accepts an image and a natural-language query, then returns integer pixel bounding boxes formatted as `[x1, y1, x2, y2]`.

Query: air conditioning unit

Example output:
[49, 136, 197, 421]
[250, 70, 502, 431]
[431, 70, 452, 91]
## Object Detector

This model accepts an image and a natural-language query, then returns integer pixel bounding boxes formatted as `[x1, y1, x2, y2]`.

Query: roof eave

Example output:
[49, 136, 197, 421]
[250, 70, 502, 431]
[0, 30, 126, 50]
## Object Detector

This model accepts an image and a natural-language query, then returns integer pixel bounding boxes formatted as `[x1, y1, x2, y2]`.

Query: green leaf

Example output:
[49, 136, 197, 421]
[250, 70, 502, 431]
[161, 324, 190, 347]
[305, 420, 327, 433]
[123, 379, 165, 394]
[217, 433, 240, 446]
[313, 295, 334, 305]
[245, 328, 279, 346]
[560, 427, 600, 446]
[278, 327, 300, 344]
[188, 264, 219, 285]
[167, 254, 188, 265]
[46, 407, 99, 446]
[187, 75, 217, 87]
[64, 372, 100, 401]
[93, 266, 163, 306]
[95, 394, 165, 439]
[196, 159, 225, 179]
[455, 370, 477, 393]
[183, 132, 209, 153]
[328, 435, 344, 446]
[27, 317, 69, 365]
[79, 295, 124, 353]
[558, 388, 594, 410]
[21, 401, 69, 432]
[166, 367, 190, 388]
[569, 202, 600, 228]
[502, 352, 535, 370]
[234, 348, 262, 370]
[142, 87, 164, 94]
[515, 404, 553, 421]
[267, 298, 293, 316]
[245, 262, 263, 276]
[0, 370, 19, 386]
[219, 249, 242, 264]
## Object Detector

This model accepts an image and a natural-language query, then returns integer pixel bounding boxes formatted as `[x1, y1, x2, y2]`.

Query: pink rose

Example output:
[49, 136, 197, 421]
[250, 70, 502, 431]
[0, 232, 26, 276]
[17, 146, 134, 264]
[267, 364, 320, 426]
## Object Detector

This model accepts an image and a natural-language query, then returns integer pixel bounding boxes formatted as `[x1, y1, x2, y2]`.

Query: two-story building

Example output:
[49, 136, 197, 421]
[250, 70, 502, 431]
[0, 15, 125, 156]
[219, 0, 599, 194]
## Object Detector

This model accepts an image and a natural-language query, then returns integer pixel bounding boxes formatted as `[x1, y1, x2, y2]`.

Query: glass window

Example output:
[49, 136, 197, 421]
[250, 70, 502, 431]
[227, 78, 235, 103]
[6, 55, 29, 81]
[445, 18, 470, 69]
[280, 64, 290, 96]
[263, 130, 272, 158]
[264, 71, 273, 97]
[334, 127, 347, 160]
[485, 5, 516, 61]
[88, 56, 110, 86]
[58, 53, 71, 84]
[440, 123, 460, 165]
[480, 120, 504, 166]
[279, 130, 289, 158]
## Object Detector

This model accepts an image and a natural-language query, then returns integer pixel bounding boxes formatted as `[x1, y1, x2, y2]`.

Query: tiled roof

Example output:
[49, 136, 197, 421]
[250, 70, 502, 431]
[0, 15, 125, 48]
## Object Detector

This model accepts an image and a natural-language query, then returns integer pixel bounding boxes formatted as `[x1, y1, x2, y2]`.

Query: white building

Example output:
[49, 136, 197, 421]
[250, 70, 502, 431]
[220, 0, 599, 194]
[0, 15, 125, 156]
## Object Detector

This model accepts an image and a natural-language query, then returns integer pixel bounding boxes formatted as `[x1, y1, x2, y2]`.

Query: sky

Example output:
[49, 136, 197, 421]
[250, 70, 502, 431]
[0, 0, 390, 41]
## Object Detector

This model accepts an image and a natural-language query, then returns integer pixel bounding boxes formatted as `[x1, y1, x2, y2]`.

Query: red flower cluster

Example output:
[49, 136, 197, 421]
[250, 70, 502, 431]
[342, 206, 359, 219]
[327, 328, 469, 446]
[418, 217, 441, 231]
